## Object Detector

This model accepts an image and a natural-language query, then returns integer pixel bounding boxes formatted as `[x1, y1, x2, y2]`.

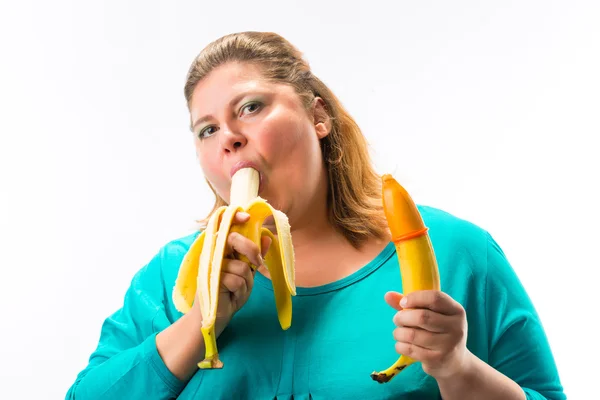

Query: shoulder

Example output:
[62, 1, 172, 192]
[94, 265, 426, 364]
[156, 231, 201, 262]
[417, 204, 491, 250]
[416, 204, 500, 281]
[130, 231, 201, 293]
[154, 230, 201, 280]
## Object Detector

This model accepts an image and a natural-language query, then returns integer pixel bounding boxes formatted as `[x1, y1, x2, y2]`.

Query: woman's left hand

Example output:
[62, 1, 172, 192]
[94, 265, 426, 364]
[384, 290, 472, 380]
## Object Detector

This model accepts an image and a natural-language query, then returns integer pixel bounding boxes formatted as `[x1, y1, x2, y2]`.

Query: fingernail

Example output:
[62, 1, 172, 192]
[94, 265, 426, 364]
[239, 212, 250, 219]
[400, 297, 407, 307]
[258, 254, 264, 266]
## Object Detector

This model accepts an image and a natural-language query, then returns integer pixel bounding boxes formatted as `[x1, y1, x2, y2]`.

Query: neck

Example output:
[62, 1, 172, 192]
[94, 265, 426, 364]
[263, 196, 389, 287]
[289, 205, 341, 251]
[285, 168, 344, 251]
[258, 181, 390, 286]
[263, 195, 342, 251]
[263, 182, 347, 255]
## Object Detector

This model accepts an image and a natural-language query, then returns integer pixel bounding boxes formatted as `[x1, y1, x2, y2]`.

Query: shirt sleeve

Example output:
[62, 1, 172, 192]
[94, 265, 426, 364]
[484, 233, 566, 400]
[65, 248, 186, 399]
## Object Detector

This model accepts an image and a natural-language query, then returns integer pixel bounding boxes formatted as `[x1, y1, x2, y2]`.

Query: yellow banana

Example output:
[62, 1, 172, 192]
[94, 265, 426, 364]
[172, 167, 296, 369]
[371, 174, 441, 384]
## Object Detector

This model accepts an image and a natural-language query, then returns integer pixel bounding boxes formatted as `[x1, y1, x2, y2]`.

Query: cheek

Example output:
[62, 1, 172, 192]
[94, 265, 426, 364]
[261, 114, 309, 161]
[196, 144, 228, 194]
[263, 132, 298, 159]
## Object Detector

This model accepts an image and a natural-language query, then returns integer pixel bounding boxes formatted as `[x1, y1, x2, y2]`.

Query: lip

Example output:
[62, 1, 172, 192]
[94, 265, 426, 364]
[230, 160, 265, 194]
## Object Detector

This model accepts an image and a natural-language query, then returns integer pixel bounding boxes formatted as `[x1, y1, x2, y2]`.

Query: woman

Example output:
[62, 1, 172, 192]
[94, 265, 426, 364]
[66, 32, 565, 399]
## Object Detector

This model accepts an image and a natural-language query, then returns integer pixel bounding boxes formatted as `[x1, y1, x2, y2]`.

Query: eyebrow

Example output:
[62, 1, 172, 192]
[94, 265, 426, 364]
[190, 89, 268, 132]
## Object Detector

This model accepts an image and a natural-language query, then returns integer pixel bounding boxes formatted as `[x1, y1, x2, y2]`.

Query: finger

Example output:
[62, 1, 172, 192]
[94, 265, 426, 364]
[384, 291, 405, 311]
[401, 290, 463, 316]
[393, 326, 441, 350]
[232, 211, 251, 224]
[393, 309, 454, 333]
[221, 271, 248, 297]
[226, 232, 263, 267]
[222, 259, 255, 292]
[222, 259, 254, 277]
[395, 341, 440, 362]
[260, 235, 272, 259]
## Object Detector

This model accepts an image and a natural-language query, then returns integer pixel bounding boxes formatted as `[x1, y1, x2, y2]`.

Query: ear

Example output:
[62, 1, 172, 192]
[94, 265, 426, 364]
[311, 97, 332, 139]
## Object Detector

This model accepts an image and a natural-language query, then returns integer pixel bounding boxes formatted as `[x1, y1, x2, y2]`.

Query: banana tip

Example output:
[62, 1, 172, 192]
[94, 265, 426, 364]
[370, 371, 393, 383]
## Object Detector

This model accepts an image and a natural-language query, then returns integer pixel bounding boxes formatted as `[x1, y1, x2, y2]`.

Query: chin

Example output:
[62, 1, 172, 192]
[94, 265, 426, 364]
[262, 193, 281, 209]
[263, 193, 289, 214]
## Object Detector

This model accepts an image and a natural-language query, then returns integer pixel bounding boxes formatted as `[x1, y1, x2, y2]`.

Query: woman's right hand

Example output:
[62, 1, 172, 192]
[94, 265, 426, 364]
[191, 211, 272, 336]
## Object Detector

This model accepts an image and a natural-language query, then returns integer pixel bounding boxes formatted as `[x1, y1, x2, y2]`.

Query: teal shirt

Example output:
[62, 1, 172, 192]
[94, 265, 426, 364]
[66, 206, 565, 399]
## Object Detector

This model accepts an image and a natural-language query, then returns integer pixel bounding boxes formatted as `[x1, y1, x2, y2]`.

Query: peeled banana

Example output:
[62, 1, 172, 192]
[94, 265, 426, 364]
[370, 174, 441, 384]
[172, 167, 296, 369]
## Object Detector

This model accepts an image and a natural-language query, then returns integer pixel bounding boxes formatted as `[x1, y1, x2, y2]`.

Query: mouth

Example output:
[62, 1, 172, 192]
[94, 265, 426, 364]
[230, 160, 265, 194]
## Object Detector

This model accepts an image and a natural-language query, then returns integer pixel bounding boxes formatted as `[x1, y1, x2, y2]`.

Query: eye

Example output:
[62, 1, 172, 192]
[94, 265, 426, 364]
[198, 125, 219, 139]
[240, 101, 262, 116]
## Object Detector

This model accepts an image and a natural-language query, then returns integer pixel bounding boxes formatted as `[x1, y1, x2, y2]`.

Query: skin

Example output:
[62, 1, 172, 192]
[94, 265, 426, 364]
[157, 61, 527, 399]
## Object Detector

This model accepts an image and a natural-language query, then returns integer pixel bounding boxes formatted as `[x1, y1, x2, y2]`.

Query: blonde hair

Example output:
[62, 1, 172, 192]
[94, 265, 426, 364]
[184, 32, 388, 249]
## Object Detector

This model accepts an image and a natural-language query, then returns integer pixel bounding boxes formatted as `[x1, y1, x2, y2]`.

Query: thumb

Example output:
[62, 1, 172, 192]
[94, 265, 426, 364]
[384, 291, 405, 311]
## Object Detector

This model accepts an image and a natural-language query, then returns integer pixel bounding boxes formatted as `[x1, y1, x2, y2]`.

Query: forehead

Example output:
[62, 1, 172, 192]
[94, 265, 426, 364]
[190, 63, 270, 109]
[188, 62, 305, 128]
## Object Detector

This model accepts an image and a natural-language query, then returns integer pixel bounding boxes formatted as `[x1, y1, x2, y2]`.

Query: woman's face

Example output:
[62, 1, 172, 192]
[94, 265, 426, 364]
[189, 62, 331, 221]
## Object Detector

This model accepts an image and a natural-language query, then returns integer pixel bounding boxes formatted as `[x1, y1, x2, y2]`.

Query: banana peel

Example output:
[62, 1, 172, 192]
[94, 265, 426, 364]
[172, 168, 296, 369]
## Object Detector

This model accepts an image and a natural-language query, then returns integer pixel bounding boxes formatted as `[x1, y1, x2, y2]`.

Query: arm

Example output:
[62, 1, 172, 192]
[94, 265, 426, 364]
[436, 350, 526, 399]
[155, 305, 205, 382]
[66, 248, 192, 400]
[438, 233, 566, 400]
[67, 225, 262, 399]
[155, 294, 228, 381]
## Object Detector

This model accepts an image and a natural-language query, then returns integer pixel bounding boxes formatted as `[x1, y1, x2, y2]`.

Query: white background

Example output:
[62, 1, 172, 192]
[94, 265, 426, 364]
[1, 1, 598, 398]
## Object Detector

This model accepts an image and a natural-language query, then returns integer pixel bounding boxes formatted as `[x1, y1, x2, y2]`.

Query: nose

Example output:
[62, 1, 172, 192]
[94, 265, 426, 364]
[219, 125, 247, 154]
